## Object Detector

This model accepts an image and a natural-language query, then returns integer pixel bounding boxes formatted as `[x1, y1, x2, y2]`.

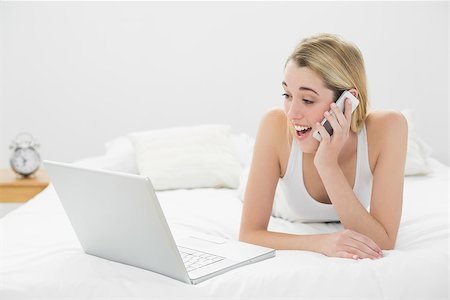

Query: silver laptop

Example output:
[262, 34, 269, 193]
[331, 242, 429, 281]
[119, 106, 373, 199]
[44, 160, 275, 284]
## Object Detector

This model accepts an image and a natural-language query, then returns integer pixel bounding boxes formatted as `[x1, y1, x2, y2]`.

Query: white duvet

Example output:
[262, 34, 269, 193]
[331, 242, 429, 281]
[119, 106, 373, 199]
[0, 158, 448, 299]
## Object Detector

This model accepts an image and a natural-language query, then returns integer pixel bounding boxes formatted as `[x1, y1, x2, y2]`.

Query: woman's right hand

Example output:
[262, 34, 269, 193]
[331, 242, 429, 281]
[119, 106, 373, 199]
[321, 229, 383, 260]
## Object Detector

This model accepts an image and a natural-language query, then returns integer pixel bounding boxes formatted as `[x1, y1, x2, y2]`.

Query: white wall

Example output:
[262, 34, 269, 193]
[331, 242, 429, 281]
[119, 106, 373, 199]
[0, 1, 448, 166]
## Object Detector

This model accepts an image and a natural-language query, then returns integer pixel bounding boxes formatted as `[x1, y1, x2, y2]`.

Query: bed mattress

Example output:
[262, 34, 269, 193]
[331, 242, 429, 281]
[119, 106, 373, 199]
[0, 158, 448, 299]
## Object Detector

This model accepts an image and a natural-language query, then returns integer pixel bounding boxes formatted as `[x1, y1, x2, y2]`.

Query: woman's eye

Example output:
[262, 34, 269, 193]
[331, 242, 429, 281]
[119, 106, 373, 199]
[282, 93, 291, 100]
[282, 94, 313, 104]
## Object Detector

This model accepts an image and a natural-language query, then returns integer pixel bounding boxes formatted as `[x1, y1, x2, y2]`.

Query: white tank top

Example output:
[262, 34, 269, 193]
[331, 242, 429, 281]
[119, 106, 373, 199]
[276, 124, 373, 223]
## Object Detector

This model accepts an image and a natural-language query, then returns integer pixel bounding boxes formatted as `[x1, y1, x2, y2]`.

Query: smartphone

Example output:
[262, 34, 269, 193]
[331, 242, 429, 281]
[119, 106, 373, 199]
[312, 90, 360, 142]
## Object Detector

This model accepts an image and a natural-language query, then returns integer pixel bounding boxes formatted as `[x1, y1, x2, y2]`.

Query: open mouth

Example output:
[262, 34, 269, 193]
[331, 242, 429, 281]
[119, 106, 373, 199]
[294, 125, 312, 138]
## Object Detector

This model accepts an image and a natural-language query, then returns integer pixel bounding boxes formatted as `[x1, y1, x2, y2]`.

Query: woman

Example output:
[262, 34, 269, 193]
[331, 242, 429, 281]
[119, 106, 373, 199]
[239, 33, 408, 260]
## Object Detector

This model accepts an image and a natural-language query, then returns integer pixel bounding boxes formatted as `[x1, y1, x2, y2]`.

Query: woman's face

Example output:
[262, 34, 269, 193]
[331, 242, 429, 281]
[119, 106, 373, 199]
[282, 60, 335, 153]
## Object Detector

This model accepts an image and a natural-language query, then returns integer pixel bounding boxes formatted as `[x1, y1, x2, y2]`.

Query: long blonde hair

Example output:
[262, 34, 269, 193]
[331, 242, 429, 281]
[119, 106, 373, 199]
[286, 33, 369, 134]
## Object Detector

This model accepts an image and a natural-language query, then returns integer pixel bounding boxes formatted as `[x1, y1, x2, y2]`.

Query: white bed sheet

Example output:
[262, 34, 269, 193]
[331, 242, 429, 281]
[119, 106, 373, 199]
[0, 158, 448, 299]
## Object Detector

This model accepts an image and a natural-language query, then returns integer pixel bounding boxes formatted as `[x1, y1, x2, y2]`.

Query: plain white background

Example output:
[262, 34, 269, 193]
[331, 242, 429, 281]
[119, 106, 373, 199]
[0, 1, 448, 167]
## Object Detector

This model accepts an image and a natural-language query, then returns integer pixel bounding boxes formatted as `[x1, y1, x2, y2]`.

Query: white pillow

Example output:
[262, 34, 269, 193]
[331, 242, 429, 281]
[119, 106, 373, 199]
[103, 136, 139, 174]
[102, 132, 253, 174]
[128, 125, 241, 190]
[72, 155, 111, 169]
[401, 109, 432, 176]
[230, 133, 255, 168]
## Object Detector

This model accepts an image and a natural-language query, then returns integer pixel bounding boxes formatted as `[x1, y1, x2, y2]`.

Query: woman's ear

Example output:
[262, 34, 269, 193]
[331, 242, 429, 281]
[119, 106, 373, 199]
[348, 88, 359, 99]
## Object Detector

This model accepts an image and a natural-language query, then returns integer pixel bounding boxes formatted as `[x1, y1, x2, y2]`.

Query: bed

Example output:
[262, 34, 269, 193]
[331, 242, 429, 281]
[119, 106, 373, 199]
[1, 123, 449, 299]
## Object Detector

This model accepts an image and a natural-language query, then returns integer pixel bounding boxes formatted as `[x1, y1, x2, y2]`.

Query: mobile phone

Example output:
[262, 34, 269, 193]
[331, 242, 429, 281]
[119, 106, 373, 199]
[312, 90, 360, 142]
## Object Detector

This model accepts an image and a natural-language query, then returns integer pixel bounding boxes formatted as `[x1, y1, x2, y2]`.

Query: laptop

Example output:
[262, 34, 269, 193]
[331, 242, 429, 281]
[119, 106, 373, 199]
[44, 160, 275, 284]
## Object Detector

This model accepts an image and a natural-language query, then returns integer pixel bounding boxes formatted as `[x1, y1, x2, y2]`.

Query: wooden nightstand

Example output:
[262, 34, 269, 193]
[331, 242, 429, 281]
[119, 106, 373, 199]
[0, 168, 50, 203]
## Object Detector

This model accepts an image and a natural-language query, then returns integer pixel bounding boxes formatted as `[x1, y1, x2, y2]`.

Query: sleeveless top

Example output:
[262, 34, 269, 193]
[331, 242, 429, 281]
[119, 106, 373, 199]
[275, 124, 373, 223]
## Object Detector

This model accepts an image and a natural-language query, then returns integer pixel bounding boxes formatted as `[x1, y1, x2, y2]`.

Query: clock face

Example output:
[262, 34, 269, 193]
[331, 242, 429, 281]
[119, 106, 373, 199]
[10, 147, 41, 176]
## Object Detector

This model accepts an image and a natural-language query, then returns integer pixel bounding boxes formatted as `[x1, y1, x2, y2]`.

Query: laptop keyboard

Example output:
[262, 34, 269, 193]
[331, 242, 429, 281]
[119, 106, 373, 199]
[177, 246, 225, 272]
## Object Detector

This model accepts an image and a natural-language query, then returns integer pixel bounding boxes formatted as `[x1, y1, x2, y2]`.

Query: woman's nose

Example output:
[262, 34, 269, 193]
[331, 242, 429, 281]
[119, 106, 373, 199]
[286, 99, 303, 120]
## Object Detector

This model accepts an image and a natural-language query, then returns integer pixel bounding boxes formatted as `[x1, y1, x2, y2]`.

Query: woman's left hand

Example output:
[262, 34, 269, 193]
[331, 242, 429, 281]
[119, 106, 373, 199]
[313, 98, 353, 170]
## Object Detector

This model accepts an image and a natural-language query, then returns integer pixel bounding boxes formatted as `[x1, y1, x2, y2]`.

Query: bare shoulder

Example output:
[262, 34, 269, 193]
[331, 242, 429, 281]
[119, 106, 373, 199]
[260, 107, 288, 127]
[366, 110, 407, 126]
[366, 110, 408, 140]
[257, 107, 289, 143]
[254, 107, 290, 175]
[365, 110, 408, 169]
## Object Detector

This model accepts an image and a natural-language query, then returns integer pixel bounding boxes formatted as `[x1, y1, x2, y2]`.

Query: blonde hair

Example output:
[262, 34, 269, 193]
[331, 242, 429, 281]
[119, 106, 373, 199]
[285, 33, 369, 135]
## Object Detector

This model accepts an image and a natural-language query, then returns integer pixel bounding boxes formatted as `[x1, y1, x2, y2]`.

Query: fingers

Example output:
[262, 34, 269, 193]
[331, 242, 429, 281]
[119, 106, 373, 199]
[327, 230, 384, 260]
[325, 99, 352, 136]
[321, 108, 342, 138]
[315, 121, 330, 143]
[340, 230, 383, 260]
[343, 243, 381, 260]
[338, 249, 378, 260]
[324, 110, 341, 137]
[347, 230, 383, 255]
[344, 98, 353, 120]
[336, 251, 359, 260]
[344, 238, 380, 258]
[331, 98, 352, 123]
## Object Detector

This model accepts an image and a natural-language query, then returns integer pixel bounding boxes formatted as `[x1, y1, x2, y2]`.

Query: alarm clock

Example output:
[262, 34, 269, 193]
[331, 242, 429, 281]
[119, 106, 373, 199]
[9, 133, 42, 177]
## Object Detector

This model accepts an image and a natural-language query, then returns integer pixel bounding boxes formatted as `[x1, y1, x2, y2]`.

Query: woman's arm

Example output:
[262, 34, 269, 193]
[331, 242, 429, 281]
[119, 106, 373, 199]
[316, 111, 408, 249]
[239, 108, 382, 259]
[239, 109, 331, 253]
[239, 108, 284, 244]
